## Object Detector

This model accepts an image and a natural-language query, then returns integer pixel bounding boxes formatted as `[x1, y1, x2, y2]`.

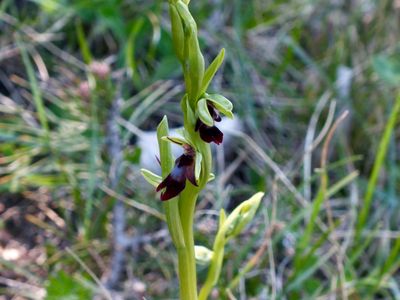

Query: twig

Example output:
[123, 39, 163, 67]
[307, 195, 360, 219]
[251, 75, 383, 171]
[303, 91, 331, 201]
[66, 247, 113, 300]
[100, 184, 165, 221]
[319, 110, 349, 300]
[104, 96, 126, 290]
[0, 276, 45, 300]
[226, 222, 283, 292]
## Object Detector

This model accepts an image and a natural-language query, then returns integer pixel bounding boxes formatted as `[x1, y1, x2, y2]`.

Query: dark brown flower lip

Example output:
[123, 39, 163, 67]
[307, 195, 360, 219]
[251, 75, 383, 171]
[195, 101, 224, 145]
[156, 151, 197, 201]
[195, 120, 223, 145]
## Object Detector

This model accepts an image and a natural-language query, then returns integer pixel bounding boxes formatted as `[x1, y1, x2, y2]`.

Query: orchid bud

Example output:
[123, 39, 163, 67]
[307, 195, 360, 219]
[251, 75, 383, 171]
[194, 245, 214, 266]
[187, 34, 205, 101]
[222, 192, 264, 241]
[169, 3, 185, 62]
[176, 1, 204, 101]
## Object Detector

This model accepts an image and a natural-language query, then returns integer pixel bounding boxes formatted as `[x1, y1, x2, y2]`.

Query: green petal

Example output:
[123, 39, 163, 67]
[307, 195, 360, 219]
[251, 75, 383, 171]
[205, 93, 234, 119]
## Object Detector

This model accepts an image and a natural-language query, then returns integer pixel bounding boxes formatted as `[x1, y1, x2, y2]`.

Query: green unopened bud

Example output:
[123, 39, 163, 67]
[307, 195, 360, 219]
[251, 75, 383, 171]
[194, 245, 214, 266]
[187, 36, 204, 101]
[175, 1, 197, 35]
[169, 3, 185, 62]
[176, 1, 204, 101]
[222, 192, 264, 240]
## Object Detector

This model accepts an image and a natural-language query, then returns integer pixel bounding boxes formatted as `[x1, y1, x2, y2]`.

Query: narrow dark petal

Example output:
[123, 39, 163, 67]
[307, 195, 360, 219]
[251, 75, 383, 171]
[185, 163, 197, 186]
[207, 103, 221, 122]
[195, 119, 202, 132]
[160, 180, 186, 201]
[156, 176, 169, 192]
[198, 124, 223, 145]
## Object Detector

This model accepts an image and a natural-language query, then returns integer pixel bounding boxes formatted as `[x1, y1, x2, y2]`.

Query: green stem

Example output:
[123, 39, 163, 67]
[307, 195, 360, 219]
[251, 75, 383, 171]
[178, 186, 199, 300]
[199, 231, 225, 300]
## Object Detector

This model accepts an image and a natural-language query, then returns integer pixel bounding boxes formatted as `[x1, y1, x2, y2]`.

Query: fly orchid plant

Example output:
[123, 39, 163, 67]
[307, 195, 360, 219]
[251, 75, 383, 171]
[141, 0, 263, 299]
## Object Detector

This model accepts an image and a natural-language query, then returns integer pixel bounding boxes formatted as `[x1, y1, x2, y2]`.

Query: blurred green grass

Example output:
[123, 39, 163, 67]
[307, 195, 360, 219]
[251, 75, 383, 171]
[1, 0, 400, 299]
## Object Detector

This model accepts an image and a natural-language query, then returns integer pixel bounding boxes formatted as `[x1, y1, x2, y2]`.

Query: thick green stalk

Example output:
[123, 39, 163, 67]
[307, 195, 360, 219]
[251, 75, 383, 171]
[178, 186, 199, 300]
[166, 1, 215, 298]
[199, 230, 225, 300]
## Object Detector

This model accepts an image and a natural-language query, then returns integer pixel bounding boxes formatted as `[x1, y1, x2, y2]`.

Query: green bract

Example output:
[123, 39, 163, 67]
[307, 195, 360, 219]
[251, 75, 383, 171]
[200, 48, 225, 95]
[161, 135, 190, 146]
[141, 169, 162, 187]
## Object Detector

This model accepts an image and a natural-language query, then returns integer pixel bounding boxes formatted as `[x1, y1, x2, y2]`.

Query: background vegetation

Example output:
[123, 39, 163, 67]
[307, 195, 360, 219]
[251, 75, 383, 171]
[1, 0, 400, 299]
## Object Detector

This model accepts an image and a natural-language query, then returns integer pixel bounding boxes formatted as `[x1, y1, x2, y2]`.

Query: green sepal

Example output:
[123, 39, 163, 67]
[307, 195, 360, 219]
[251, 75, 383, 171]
[157, 117, 174, 174]
[205, 93, 234, 119]
[200, 48, 225, 95]
[197, 98, 214, 126]
[141, 169, 162, 187]
[195, 151, 203, 181]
